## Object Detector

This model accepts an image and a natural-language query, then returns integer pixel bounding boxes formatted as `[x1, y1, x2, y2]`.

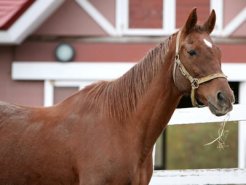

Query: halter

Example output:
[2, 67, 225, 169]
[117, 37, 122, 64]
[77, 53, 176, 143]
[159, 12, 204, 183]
[173, 31, 227, 107]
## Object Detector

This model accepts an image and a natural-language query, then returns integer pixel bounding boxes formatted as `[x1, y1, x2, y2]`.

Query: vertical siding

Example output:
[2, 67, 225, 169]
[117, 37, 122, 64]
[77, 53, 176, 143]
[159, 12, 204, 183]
[129, 0, 163, 28]
[176, 0, 210, 28]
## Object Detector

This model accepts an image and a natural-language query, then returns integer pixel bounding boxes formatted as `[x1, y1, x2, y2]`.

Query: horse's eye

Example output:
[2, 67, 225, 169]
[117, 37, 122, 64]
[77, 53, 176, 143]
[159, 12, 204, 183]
[187, 50, 197, 56]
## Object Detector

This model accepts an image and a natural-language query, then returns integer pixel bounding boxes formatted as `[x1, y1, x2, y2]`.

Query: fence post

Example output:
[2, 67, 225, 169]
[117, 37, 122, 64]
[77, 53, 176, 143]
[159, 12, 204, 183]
[238, 82, 246, 168]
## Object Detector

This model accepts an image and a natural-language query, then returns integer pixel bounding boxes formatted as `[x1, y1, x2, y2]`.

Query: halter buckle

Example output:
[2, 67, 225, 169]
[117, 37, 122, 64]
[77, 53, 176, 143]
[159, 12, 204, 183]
[191, 78, 199, 89]
[175, 54, 179, 60]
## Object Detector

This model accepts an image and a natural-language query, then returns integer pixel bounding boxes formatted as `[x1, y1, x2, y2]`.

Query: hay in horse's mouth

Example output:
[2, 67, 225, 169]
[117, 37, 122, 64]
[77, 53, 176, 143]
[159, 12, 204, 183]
[204, 113, 230, 149]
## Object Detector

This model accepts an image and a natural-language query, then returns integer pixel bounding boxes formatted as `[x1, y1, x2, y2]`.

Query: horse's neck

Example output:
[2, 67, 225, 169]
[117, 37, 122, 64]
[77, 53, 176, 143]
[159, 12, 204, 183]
[74, 35, 181, 161]
[133, 62, 181, 161]
[117, 37, 181, 161]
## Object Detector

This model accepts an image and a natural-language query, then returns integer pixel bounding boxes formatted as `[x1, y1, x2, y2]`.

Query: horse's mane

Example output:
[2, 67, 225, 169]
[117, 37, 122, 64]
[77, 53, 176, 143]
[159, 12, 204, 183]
[82, 35, 174, 121]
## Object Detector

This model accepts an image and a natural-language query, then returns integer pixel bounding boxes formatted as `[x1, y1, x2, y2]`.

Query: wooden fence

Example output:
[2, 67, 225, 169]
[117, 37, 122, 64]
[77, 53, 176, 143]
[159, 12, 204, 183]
[150, 104, 246, 185]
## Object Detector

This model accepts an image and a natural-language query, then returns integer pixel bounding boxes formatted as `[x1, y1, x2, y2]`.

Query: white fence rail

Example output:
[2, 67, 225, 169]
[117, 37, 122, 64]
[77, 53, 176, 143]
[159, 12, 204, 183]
[150, 104, 246, 185]
[169, 104, 246, 125]
[150, 168, 246, 185]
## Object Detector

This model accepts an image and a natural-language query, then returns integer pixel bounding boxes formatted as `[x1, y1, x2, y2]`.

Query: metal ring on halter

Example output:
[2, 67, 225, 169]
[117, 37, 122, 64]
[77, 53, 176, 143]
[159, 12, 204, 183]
[173, 31, 227, 107]
[191, 78, 199, 89]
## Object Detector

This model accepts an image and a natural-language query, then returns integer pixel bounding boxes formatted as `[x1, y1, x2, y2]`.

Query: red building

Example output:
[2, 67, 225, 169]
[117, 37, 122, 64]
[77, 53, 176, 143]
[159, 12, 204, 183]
[0, 0, 246, 171]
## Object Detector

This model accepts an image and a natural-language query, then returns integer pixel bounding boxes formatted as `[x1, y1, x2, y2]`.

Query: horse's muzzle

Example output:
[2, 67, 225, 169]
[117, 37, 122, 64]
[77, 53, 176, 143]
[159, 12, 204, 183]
[208, 91, 235, 116]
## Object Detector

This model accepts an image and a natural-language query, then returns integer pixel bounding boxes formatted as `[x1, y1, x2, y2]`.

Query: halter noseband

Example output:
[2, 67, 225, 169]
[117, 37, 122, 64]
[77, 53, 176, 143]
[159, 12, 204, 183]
[173, 31, 227, 107]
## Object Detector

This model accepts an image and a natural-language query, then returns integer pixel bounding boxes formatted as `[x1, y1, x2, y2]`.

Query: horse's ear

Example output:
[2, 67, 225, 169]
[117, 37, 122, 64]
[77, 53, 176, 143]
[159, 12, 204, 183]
[182, 8, 197, 35]
[203, 9, 216, 34]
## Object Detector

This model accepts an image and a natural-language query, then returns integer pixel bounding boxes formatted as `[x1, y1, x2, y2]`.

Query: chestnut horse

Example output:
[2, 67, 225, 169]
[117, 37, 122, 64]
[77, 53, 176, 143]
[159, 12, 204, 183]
[0, 8, 234, 185]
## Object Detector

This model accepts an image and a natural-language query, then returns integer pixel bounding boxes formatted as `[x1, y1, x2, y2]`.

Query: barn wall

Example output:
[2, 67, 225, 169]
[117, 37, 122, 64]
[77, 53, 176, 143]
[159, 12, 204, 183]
[176, 0, 210, 28]
[0, 47, 43, 106]
[1, 0, 246, 105]
[34, 0, 110, 36]
[224, 0, 246, 36]
[129, 0, 163, 28]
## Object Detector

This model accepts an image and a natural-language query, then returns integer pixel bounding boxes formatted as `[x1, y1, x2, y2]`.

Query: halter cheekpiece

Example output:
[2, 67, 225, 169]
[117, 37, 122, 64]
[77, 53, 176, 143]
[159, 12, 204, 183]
[173, 31, 227, 107]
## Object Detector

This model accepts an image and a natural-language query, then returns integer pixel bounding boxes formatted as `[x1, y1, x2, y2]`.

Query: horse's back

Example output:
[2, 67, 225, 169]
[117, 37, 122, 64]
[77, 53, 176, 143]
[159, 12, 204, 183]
[0, 101, 78, 185]
[0, 93, 147, 185]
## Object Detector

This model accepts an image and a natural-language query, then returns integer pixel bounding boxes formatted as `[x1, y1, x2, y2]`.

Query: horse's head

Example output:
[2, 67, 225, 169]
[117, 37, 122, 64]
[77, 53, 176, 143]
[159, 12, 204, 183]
[173, 8, 235, 116]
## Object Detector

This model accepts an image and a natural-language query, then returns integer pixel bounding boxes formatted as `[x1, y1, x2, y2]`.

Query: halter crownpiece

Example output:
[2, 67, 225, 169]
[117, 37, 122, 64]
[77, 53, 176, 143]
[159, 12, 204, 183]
[173, 31, 227, 107]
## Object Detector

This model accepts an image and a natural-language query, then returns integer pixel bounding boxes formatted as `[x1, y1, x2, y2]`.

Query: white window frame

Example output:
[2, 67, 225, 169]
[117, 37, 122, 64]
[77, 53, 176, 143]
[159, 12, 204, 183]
[76, 0, 246, 37]
[116, 0, 176, 36]
[76, 0, 176, 36]
[211, 0, 246, 37]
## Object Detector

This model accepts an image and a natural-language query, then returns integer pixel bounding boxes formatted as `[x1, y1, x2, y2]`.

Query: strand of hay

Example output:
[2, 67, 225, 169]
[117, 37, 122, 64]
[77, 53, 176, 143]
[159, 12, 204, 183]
[204, 113, 230, 149]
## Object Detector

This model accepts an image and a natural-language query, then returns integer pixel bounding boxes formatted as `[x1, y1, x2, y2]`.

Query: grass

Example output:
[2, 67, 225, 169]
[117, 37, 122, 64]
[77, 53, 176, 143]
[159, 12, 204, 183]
[165, 121, 238, 169]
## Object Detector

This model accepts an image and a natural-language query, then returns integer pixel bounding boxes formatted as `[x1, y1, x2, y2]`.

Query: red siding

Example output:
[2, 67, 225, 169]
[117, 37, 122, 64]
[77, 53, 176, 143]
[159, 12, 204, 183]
[0, 0, 33, 30]
[14, 42, 155, 62]
[90, 0, 116, 26]
[220, 43, 246, 63]
[35, 0, 107, 36]
[74, 43, 155, 62]
[54, 87, 78, 104]
[224, 0, 246, 36]
[176, 0, 210, 28]
[0, 47, 43, 106]
[14, 42, 246, 63]
[129, 0, 163, 28]
[224, 0, 246, 25]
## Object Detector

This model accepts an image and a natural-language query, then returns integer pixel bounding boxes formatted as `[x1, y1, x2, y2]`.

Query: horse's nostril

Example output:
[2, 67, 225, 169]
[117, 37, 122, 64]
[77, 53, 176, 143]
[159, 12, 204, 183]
[217, 91, 226, 102]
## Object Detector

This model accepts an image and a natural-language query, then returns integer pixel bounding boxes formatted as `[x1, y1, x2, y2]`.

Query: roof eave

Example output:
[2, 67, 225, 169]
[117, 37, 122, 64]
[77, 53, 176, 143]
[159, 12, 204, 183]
[0, 0, 65, 45]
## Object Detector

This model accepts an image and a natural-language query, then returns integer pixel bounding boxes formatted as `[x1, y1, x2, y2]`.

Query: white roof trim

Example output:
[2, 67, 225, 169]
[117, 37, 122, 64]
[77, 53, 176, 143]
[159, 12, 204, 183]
[0, 0, 65, 44]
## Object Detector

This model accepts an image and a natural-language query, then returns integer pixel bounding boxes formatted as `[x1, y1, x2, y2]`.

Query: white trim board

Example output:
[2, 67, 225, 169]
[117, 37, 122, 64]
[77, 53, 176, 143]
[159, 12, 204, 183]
[12, 62, 134, 81]
[12, 62, 246, 82]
